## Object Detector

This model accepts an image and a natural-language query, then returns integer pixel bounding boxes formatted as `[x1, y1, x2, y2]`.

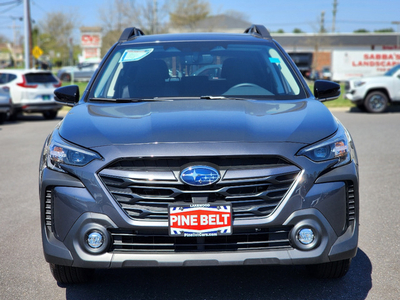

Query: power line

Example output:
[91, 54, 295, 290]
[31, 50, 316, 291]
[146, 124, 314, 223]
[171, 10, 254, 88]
[0, 0, 21, 6]
[0, 1, 21, 14]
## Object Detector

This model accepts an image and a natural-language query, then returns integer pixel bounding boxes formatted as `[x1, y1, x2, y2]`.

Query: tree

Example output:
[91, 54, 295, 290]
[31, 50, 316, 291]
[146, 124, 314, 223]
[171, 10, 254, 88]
[39, 11, 79, 66]
[374, 28, 395, 33]
[0, 33, 8, 44]
[169, 0, 210, 30]
[224, 9, 249, 23]
[99, 0, 168, 55]
[293, 28, 304, 34]
[353, 29, 370, 33]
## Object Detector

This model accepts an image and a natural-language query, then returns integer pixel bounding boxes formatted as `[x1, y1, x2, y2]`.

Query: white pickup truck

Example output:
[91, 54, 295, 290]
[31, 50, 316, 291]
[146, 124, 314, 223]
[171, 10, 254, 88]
[344, 64, 400, 113]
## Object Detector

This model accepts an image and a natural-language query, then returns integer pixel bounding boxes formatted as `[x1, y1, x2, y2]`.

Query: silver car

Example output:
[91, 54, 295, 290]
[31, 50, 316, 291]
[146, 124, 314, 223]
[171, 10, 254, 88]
[57, 62, 99, 82]
[0, 86, 11, 124]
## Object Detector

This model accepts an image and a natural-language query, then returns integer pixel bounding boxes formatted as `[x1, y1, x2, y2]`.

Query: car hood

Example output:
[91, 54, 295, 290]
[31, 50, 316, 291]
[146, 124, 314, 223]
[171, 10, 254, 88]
[351, 75, 393, 83]
[59, 99, 338, 148]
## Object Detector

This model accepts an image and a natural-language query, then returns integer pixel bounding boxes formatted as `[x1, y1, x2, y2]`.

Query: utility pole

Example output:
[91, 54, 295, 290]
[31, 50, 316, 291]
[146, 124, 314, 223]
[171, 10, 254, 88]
[392, 21, 400, 49]
[320, 11, 326, 33]
[332, 0, 338, 33]
[23, 0, 32, 69]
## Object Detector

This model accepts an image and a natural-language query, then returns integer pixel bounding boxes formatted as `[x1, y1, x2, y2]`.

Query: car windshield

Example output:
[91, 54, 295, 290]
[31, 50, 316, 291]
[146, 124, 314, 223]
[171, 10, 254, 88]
[384, 64, 400, 76]
[89, 40, 306, 101]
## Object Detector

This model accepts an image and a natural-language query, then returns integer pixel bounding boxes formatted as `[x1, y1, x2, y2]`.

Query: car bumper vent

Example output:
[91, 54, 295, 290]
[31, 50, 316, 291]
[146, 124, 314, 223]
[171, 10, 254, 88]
[45, 189, 53, 232]
[99, 156, 301, 221]
[347, 182, 356, 224]
[109, 226, 293, 252]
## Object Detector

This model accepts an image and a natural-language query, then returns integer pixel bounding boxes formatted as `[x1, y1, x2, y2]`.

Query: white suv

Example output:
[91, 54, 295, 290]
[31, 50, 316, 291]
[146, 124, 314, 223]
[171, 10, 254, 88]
[344, 64, 400, 113]
[0, 69, 62, 120]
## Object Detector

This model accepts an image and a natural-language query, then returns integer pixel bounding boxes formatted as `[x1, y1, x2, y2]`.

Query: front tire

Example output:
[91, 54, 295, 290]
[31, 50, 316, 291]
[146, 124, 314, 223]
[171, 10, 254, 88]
[9, 111, 18, 121]
[50, 263, 94, 284]
[364, 91, 388, 113]
[307, 258, 351, 279]
[0, 113, 6, 124]
[356, 103, 366, 112]
[60, 73, 71, 82]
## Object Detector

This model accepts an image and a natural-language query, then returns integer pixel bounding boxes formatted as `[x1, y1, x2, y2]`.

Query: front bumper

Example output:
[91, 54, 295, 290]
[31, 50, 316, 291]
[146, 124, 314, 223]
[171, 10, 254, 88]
[344, 91, 364, 103]
[40, 159, 359, 269]
[0, 103, 11, 114]
[344, 82, 366, 103]
[20, 102, 62, 113]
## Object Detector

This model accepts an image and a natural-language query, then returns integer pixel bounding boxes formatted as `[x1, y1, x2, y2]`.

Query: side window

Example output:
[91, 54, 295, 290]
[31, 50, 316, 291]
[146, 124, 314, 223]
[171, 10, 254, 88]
[0, 73, 7, 84]
[8, 74, 17, 82]
[0, 73, 17, 84]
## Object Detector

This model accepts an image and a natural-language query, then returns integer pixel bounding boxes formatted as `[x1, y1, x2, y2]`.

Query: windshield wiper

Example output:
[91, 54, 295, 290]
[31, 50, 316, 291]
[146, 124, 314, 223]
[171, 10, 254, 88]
[89, 97, 154, 103]
[200, 95, 246, 100]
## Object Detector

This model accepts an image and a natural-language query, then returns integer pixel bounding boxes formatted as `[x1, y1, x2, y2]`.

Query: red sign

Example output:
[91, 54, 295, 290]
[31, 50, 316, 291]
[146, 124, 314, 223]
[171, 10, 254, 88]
[169, 204, 232, 237]
[81, 33, 101, 47]
[83, 48, 99, 59]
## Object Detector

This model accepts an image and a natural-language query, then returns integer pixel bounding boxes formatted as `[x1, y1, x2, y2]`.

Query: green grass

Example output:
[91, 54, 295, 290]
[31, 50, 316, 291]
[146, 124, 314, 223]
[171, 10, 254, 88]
[61, 81, 88, 94]
[61, 82, 353, 110]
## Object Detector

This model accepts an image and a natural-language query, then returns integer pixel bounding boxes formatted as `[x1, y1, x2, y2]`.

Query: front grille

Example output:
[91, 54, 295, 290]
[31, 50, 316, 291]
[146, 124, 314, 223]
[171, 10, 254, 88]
[344, 81, 350, 91]
[109, 226, 293, 252]
[99, 156, 300, 221]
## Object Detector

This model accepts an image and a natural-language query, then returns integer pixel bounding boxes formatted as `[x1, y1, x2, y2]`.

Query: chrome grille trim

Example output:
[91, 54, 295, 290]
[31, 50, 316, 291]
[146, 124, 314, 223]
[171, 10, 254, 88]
[109, 226, 293, 252]
[99, 156, 301, 220]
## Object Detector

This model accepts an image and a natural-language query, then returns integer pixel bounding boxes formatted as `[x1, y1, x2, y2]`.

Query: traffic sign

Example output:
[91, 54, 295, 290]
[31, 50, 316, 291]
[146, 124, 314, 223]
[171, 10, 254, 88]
[32, 46, 43, 59]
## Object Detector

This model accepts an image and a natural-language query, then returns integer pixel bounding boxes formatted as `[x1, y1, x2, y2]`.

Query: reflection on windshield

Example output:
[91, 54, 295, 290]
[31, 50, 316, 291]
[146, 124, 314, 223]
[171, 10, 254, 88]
[87, 100, 307, 119]
[90, 41, 306, 101]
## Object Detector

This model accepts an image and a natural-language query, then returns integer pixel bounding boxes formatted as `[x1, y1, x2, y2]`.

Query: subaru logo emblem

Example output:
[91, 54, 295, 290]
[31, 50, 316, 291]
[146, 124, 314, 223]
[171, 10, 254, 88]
[180, 166, 220, 186]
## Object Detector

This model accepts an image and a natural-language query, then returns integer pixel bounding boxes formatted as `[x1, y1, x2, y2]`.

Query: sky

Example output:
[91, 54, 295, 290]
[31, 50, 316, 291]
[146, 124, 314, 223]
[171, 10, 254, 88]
[0, 0, 399, 42]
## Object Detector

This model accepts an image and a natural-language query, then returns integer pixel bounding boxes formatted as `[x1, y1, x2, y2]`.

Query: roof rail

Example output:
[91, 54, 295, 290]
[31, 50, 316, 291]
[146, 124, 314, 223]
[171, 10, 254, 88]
[118, 27, 145, 42]
[244, 25, 272, 39]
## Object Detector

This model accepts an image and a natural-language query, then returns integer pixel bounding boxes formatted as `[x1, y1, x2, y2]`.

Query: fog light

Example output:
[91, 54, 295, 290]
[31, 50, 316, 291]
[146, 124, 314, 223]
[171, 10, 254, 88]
[297, 228, 314, 245]
[87, 231, 104, 249]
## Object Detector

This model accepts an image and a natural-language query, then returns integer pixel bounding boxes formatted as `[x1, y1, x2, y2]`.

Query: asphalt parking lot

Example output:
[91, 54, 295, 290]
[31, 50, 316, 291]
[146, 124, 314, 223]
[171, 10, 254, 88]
[0, 107, 399, 299]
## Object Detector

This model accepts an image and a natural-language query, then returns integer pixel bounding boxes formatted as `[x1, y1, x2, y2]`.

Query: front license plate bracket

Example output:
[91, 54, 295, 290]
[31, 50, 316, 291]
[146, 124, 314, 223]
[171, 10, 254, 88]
[168, 203, 232, 237]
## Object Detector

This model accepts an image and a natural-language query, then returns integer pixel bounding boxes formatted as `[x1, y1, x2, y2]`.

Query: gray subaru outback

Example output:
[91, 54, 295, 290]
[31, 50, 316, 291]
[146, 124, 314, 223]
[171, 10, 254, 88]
[39, 25, 359, 283]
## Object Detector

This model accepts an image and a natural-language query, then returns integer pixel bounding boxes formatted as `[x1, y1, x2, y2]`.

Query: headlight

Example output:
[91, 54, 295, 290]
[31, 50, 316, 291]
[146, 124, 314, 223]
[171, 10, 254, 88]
[297, 122, 351, 168]
[44, 130, 102, 173]
[354, 81, 365, 88]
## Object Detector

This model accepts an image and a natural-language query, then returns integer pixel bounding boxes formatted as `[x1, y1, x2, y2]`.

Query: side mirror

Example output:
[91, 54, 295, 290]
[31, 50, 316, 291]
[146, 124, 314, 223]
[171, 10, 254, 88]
[314, 80, 340, 102]
[54, 85, 80, 106]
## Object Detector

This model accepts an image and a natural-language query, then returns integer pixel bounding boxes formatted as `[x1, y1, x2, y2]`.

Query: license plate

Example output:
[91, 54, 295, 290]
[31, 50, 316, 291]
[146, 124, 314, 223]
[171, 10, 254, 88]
[42, 95, 51, 100]
[169, 203, 232, 237]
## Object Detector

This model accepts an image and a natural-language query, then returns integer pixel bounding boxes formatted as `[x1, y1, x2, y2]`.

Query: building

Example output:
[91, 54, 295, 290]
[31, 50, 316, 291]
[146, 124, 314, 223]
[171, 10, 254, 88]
[272, 33, 400, 71]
